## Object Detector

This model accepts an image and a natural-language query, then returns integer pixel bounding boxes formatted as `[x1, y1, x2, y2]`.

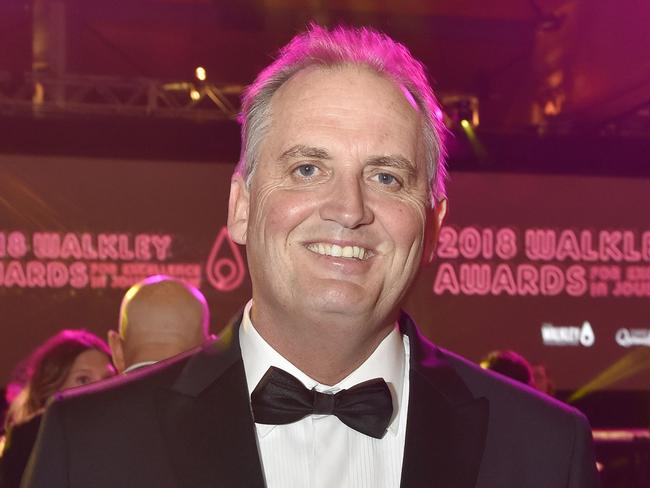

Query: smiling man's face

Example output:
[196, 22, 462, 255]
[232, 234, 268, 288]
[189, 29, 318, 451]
[229, 65, 445, 340]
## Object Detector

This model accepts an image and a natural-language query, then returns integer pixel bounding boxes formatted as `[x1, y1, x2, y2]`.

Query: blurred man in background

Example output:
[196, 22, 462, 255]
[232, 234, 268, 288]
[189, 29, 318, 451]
[108, 275, 211, 373]
[480, 349, 535, 387]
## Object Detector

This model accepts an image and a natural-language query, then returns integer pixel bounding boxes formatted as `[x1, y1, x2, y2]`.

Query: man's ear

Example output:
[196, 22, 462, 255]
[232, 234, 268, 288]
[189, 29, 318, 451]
[227, 174, 250, 245]
[423, 198, 448, 264]
[108, 330, 126, 374]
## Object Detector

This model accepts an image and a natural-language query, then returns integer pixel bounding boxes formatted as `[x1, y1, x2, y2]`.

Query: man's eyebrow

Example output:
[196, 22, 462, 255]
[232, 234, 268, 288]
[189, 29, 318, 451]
[278, 145, 331, 162]
[367, 155, 418, 179]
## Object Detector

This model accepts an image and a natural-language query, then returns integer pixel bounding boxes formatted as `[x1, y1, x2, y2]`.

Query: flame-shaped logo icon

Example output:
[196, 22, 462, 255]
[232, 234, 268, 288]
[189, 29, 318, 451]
[205, 226, 245, 291]
[579, 321, 595, 347]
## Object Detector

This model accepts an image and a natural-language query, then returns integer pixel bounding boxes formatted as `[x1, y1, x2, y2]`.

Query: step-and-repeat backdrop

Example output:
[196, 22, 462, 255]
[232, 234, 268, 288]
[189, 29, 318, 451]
[1, 154, 649, 390]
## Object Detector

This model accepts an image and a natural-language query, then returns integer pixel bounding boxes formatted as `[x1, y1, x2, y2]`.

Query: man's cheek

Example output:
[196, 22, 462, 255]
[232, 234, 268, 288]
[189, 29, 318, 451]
[263, 210, 290, 235]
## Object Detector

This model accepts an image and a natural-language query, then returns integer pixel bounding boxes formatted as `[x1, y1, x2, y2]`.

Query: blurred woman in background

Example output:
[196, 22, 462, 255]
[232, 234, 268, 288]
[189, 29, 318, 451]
[0, 329, 115, 488]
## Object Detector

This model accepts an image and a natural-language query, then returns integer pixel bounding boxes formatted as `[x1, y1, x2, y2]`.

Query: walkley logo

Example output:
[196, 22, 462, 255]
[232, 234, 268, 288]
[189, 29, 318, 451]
[205, 227, 246, 292]
[0, 227, 247, 292]
[616, 328, 650, 347]
[541, 321, 595, 347]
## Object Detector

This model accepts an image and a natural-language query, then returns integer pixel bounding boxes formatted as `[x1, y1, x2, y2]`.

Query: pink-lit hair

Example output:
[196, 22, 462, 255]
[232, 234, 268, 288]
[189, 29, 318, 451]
[4, 329, 111, 428]
[236, 23, 448, 204]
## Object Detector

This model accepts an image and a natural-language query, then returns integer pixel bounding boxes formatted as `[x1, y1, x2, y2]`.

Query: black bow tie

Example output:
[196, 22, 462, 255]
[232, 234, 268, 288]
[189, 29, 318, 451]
[250, 366, 393, 439]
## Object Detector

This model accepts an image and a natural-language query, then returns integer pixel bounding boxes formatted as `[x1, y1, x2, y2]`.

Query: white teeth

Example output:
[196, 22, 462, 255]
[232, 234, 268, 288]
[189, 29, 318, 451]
[307, 243, 371, 260]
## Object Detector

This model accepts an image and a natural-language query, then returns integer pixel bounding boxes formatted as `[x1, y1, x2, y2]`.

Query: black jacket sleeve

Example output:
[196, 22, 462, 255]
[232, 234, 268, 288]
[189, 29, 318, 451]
[20, 404, 69, 488]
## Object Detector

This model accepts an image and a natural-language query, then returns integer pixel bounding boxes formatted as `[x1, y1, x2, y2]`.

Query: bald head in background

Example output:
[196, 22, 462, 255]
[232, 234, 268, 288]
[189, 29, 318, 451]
[108, 275, 210, 373]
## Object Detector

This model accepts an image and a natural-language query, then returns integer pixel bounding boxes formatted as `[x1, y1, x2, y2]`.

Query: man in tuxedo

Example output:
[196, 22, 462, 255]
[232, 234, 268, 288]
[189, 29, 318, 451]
[23, 24, 598, 488]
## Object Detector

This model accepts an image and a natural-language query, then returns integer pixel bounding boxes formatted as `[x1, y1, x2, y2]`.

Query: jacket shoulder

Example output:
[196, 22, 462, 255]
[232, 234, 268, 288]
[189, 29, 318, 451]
[50, 336, 229, 417]
[435, 348, 598, 486]
[439, 347, 585, 423]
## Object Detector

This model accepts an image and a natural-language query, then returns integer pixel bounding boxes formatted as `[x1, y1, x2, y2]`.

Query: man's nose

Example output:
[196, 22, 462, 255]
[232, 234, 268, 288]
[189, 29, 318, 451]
[318, 175, 374, 228]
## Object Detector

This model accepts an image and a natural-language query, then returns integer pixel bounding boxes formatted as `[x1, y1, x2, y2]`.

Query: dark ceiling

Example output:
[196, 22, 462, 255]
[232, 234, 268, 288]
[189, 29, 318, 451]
[1, 0, 649, 162]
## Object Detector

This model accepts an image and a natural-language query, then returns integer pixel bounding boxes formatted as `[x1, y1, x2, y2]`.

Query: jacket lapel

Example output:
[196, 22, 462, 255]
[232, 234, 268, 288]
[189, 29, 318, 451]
[156, 317, 266, 488]
[399, 312, 489, 488]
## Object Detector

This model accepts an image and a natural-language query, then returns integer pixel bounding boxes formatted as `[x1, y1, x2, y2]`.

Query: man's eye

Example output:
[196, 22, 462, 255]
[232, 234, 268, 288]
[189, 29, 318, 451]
[376, 173, 399, 186]
[295, 164, 317, 178]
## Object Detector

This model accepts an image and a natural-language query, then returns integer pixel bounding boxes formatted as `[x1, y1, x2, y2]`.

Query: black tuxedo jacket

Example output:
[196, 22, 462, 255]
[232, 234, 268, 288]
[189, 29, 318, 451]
[22, 312, 598, 487]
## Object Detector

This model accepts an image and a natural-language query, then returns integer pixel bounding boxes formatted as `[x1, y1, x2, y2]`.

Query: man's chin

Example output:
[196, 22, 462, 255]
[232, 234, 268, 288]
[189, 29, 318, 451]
[301, 284, 378, 317]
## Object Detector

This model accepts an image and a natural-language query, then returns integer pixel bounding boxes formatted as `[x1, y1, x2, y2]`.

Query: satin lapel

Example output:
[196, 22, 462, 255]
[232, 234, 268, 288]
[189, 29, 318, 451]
[156, 316, 266, 488]
[399, 312, 489, 488]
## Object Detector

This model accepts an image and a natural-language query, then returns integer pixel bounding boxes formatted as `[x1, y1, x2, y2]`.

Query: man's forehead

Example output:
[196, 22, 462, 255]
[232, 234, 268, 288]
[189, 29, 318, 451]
[256, 64, 428, 184]
[271, 64, 419, 113]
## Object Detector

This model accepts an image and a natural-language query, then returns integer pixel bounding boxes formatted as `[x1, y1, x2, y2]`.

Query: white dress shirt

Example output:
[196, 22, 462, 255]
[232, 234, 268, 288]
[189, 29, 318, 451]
[239, 300, 410, 488]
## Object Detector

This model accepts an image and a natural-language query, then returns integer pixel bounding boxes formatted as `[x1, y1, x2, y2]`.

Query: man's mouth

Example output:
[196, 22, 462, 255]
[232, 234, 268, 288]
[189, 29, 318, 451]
[306, 243, 373, 260]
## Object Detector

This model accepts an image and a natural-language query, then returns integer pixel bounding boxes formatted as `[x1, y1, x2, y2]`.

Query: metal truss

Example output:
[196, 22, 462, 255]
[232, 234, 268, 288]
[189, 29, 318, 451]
[0, 71, 243, 121]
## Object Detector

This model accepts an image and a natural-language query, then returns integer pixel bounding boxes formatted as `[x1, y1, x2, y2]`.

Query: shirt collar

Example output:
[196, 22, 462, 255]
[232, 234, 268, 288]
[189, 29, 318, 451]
[239, 299, 407, 438]
[123, 361, 157, 374]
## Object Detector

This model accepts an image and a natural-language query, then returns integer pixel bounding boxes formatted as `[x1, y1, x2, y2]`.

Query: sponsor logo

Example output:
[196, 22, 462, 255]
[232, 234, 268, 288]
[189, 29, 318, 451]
[541, 321, 595, 347]
[615, 328, 650, 347]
